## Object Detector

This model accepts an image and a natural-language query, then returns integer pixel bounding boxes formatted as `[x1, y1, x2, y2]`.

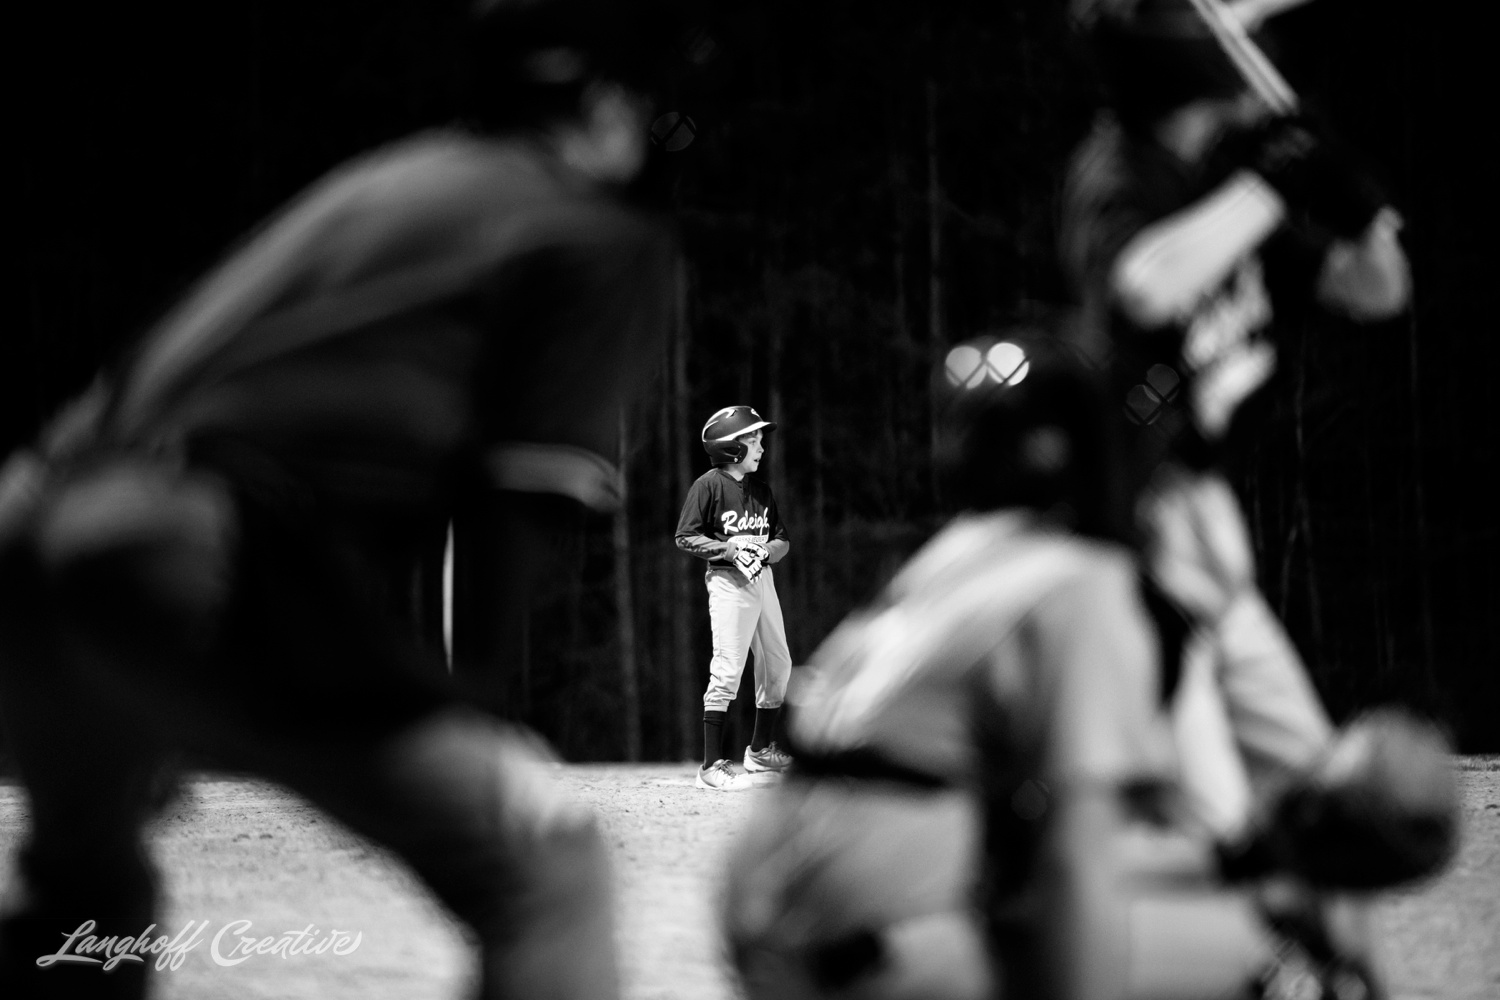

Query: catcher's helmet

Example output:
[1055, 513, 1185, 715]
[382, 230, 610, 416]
[1072, 0, 1275, 127]
[933, 333, 1129, 541]
[702, 405, 776, 466]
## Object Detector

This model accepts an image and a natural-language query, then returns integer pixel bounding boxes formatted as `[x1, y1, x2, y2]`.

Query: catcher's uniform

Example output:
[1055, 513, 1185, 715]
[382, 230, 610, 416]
[675, 468, 792, 712]
[1061, 114, 1336, 834]
[724, 511, 1181, 1000]
[0, 129, 671, 999]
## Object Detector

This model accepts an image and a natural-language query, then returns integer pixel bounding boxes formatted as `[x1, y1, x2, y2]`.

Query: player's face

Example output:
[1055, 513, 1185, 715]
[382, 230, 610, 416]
[738, 430, 764, 471]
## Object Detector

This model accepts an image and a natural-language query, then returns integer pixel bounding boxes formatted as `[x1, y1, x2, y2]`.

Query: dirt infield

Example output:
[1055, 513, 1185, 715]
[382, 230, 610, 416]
[0, 758, 1495, 1000]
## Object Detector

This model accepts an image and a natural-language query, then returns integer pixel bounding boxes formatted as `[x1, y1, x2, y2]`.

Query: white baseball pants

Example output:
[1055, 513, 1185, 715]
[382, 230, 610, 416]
[702, 565, 793, 711]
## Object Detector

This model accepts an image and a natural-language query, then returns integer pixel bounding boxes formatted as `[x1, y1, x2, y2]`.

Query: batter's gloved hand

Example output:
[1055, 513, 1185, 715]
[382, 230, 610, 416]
[1220, 708, 1459, 889]
[1224, 117, 1388, 239]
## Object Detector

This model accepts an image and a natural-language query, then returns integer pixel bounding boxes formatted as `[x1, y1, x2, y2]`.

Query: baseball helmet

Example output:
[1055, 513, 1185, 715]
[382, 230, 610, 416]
[933, 333, 1130, 541]
[702, 405, 776, 466]
[1072, 0, 1275, 126]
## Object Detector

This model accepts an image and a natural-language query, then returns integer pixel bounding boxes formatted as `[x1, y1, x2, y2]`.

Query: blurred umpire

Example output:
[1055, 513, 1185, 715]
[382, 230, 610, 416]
[0, 1, 684, 997]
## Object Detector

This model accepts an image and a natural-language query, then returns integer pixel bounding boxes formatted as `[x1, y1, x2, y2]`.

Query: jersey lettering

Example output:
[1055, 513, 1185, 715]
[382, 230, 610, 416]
[1180, 256, 1276, 439]
[722, 510, 770, 534]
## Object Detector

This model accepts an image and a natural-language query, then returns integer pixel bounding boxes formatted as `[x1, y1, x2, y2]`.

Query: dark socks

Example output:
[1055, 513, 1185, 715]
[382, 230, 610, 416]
[750, 706, 781, 752]
[702, 710, 727, 768]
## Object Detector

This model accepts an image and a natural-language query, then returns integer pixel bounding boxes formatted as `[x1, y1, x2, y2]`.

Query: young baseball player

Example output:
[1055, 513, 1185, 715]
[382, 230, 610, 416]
[675, 405, 794, 791]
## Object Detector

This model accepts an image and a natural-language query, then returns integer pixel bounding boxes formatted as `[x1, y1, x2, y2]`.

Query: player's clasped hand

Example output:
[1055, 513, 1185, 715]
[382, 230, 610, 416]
[728, 539, 768, 582]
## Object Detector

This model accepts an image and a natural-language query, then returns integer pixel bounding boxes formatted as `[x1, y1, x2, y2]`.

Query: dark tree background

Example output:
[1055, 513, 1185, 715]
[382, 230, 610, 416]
[12, 1, 1497, 757]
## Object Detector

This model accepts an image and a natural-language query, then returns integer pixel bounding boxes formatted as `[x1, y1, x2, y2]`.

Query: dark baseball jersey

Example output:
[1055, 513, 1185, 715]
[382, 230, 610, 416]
[1060, 114, 1325, 481]
[29, 128, 674, 723]
[102, 129, 674, 521]
[674, 468, 788, 569]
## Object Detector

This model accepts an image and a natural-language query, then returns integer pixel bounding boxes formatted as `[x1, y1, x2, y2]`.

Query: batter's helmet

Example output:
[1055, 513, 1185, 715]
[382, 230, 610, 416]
[1072, 0, 1274, 127]
[702, 406, 776, 466]
[933, 333, 1130, 541]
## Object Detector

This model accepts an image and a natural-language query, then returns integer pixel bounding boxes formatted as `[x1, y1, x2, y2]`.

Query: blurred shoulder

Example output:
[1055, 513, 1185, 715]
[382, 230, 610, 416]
[324, 130, 665, 238]
[1031, 536, 1152, 643]
[319, 130, 561, 218]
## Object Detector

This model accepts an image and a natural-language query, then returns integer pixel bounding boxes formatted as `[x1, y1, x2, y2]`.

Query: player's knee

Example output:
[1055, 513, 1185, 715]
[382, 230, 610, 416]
[33, 461, 238, 649]
[380, 710, 610, 920]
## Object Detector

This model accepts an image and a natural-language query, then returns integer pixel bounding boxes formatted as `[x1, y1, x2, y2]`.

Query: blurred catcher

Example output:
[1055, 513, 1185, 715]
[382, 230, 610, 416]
[720, 336, 1458, 1000]
[0, 1, 686, 997]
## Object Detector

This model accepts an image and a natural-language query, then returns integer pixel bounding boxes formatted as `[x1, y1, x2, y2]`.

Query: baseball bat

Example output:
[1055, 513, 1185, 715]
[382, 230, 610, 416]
[1227, 0, 1317, 31]
[1186, 0, 1309, 115]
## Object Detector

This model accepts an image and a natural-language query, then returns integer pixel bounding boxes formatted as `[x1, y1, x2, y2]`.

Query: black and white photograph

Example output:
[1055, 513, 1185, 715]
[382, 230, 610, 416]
[3, 1, 1495, 998]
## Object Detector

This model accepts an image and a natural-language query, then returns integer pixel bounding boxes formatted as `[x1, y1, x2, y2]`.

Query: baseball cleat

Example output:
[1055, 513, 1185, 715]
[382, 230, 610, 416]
[743, 742, 794, 774]
[697, 759, 755, 791]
